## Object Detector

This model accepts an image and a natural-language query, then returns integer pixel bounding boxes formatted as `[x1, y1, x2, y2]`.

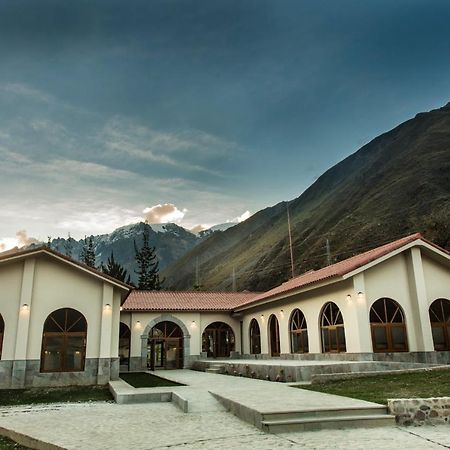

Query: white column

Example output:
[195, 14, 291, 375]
[279, 310, 290, 354]
[12, 258, 35, 387]
[97, 282, 114, 383]
[348, 273, 373, 353]
[408, 248, 434, 351]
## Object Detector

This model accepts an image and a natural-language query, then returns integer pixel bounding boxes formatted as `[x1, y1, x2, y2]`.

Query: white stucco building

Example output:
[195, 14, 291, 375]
[0, 232, 449, 388]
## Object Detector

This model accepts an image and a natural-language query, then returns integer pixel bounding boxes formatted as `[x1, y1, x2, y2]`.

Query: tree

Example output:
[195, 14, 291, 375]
[101, 252, 131, 284]
[134, 227, 163, 290]
[80, 236, 96, 268]
[64, 232, 74, 258]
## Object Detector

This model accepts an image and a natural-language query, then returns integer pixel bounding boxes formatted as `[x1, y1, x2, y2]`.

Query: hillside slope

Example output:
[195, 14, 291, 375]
[162, 102, 450, 291]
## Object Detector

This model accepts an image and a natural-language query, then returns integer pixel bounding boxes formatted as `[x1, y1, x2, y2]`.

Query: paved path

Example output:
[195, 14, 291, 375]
[0, 370, 449, 449]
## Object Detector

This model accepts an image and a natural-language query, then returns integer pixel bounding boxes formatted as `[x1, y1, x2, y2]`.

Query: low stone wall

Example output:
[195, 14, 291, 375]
[388, 397, 450, 425]
[311, 364, 450, 384]
[0, 358, 118, 388]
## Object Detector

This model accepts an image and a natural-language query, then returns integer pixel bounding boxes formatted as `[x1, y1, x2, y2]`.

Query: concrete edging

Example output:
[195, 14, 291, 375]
[0, 426, 66, 450]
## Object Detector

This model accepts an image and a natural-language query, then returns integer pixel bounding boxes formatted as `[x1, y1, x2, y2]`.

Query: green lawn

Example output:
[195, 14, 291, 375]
[0, 385, 112, 407]
[300, 369, 450, 405]
[119, 372, 184, 388]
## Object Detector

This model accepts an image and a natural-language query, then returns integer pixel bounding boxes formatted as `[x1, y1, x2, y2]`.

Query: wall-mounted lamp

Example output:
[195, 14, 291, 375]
[104, 303, 111, 310]
[191, 320, 196, 327]
[280, 309, 284, 315]
[357, 292, 365, 300]
[21, 303, 29, 311]
[119, 306, 123, 312]
[136, 320, 141, 327]
[260, 314, 264, 320]
[346, 294, 352, 302]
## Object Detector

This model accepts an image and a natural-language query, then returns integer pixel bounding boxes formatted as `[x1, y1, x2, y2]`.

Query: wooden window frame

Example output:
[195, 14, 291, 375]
[40, 309, 87, 373]
[320, 302, 346, 353]
[370, 298, 408, 353]
[268, 314, 280, 357]
[429, 298, 450, 351]
[249, 319, 261, 355]
[289, 309, 309, 354]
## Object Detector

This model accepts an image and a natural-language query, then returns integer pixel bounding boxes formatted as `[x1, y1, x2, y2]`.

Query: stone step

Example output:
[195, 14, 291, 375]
[205, 368, 222, 374]
[261, 413, 395, 432]
[261, 405, 388, 422]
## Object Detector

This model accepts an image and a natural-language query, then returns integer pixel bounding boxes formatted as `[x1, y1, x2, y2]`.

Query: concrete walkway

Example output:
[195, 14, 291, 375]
[0, 370, 449, 449]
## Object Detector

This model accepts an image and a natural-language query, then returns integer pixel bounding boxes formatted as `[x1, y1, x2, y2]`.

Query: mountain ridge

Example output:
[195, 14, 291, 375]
[162, 102, 450, 291]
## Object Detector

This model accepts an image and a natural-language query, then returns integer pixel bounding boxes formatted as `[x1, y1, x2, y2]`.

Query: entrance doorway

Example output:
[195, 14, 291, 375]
[148, 321, 183, 370]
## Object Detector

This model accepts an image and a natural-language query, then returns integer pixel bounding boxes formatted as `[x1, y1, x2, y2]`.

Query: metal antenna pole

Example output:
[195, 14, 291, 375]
[287, 203, 295, 278]
[326, 238, 332, 266]
[232, 267, 237, 292]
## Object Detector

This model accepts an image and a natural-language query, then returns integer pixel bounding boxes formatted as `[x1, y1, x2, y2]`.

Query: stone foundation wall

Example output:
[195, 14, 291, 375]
[0, 358, 117, 388]
[388, 397, 450, 425]
[238, 352, 450, 364]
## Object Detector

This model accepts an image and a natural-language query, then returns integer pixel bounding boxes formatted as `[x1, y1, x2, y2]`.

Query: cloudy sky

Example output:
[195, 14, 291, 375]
[1, 0, 450, 248]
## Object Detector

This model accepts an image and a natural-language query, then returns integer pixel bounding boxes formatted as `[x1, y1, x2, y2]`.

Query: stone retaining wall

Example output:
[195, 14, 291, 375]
[388, 397, 450, 425]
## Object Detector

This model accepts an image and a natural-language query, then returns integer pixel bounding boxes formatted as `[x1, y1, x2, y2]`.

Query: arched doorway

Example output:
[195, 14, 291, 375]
[148, 321, 183, 370]
[40, 308, 87, 372]
[202, 322, 235, 357]
[320, 302, 346, 353]
[290, 309, 308, 353]
[370, 298, 408, 352]
[268, 314, 280, 356]
[119, 323, 131, 368]
[429, 298, 450, 351]
[249, 319, 261, 354]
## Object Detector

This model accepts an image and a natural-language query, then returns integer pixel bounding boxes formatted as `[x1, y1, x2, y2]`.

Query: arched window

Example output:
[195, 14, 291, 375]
[40, 308, 87, 372]
[290, 309, 308, 353]
[268, 314, 280, 356]
[370, 298, 408, 352]
[320, 302, 346, 353]
[0, 314, 4, 360]
[249, 319, 261, 354]
[202, 322, 235, 358]
[119, 323, 131, 366]
[429, 298, 450, 351]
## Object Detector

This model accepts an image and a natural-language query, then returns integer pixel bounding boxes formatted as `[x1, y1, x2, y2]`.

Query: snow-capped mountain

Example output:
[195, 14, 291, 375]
[49, 222, 200, 284]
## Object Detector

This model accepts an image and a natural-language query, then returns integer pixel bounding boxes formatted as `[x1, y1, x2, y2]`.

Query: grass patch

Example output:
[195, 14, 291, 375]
[0, 436, 31, 450]
[300, 369, 450, 405]
[120, 372, 184, 388]
[0, 385, 112, 407]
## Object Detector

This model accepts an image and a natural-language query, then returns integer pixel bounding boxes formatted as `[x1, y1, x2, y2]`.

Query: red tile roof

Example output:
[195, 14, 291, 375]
[122, 290, 258, 311]
[235, 232, 431, 310]
[123, 233, 437, 312]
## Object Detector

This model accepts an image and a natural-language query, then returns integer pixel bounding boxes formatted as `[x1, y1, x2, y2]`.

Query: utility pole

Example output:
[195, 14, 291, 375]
[195, 257, 200, 289]
[231, 267, 237, 292]
[287, 202, 295, 278]
[326, 238, 332, 266]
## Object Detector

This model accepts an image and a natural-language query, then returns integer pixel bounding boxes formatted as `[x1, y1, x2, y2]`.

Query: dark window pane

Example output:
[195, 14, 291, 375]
[42, 336, 64, 371]
[64, 336, 85, 371]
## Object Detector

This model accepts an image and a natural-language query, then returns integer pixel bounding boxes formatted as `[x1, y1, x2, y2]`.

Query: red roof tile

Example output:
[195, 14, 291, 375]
[122, 290, 258, 311]
[235, 232, 429, 310]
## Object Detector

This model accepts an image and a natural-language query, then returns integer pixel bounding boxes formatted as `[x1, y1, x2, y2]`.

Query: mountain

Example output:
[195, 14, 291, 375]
[162, 102, 450, 291]
[49, 222, 201, 284]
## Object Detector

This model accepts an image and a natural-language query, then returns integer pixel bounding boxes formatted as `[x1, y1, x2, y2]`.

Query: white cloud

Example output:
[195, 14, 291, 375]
[142, 203, 187, 224]
[98, 117, 233, 175]
[0, 230, 39, 252]
[228, 210, 252, 223]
